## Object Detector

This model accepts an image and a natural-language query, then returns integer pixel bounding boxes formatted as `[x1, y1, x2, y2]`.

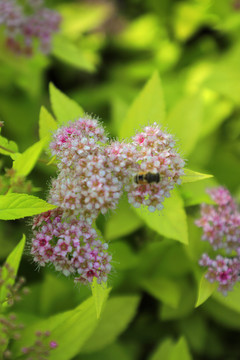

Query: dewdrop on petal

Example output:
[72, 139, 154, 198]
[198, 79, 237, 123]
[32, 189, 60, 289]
[125, 123, 185, 211]
[31, 209, 112, 284]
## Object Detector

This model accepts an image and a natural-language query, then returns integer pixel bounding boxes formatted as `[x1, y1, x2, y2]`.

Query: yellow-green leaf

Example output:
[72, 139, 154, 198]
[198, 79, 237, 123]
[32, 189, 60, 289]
[91, 278, 111, 319]
[169, 337, 192, 360]
[49, 83, 84, 124]
[140, 276, 181, 308]
[165, 94, 203, 156]
[12, 138, 48, 177]
[0, 234, 26, 307]
[52, 35, 95, 73]
[213, 286, 240, 314]
[57, 3, 112, 38]
[39, 106, 58, 141]
[150, 337, 192, 360]
[81, 296, 140, 353]
[13, 296, 99, 360]
[134, 190, 188, 244]
[0, 135, 18, 157]
[0, 193, 56, 220]
[195, 272, 217, 308]
[181, 169, 213, 184]
[149, 338, 174, 360]
[119, 71, 165, 139]
[105, 195, 143, 241]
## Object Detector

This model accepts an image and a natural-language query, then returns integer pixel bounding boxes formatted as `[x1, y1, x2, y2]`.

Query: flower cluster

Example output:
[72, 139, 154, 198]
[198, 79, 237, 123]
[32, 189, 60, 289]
[196, 187, 240, 252]
[0, 0, 61, 55]
[31, 209, 111, 284]
[49, 119, 185, 216]
[196, 187, 240, 295]
[31, 116, 185, 284]
[49, 118, 122, 222]
[126, 125, 185, 212]
[199, 254, 240, 295]
[50, 118, 108, 169]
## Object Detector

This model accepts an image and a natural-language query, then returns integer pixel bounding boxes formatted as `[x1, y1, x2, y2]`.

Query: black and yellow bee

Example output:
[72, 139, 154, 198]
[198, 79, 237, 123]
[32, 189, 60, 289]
[134, 172, 160, 185]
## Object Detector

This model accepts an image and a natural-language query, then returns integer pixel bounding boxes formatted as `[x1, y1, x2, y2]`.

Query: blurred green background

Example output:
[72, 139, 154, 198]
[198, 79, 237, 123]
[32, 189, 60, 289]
[1, 0, 240, 359]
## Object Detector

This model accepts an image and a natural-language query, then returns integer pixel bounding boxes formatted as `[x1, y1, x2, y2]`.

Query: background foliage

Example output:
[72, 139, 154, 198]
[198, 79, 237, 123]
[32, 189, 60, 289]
[1, 0, 240, 359]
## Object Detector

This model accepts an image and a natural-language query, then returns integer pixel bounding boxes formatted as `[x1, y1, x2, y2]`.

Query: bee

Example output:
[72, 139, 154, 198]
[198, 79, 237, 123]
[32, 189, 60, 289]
[134, 172, 160, 185]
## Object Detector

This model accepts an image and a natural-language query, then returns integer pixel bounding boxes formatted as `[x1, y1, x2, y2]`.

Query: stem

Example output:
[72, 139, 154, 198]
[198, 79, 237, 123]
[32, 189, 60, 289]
[0, 145, 54, 166]
[0, 145, 14, 154]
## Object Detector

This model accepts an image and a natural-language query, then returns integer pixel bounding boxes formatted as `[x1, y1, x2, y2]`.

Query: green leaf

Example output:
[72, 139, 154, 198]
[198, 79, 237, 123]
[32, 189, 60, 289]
[180, 177, 217, 207]
[111, 97, 128, 135]
[204, 44, 240, 104]
[115, 15, 160, 50]
[160, 279, 196, 320]
[0, 193, 56, 220]
[38, 272, 80, 317]
[204, 299, 240, 330]
[119, 71, 165, 139]
[12, 138, 48, 177]
[186, 216, 214, 263]
[169, 337, 192, 360]
[140, 276, 181, 308]
[105, 195, 143, 241]
[81, 295, 140, 353]
[109, 241, 139, 270]
[13, 296, 100, 360]
[52, 35, 96, 72]
[0, 234, 26, 307]
[213, 286, 240, 314]
[174, 1, 207, 41]
[164, 94, 203, 156]
[49, 83, 84, 125]
[74, 342, 132, 360]
[149, 337, 192, 360]
[137, 240, 173, 277]
[200, 92, 233, 138]
[91, 278, 111, 319]
[134, 190, 188, 244]
[0, 135, 18, 157]
[153, 243, 191, 278]
[179, 314, 206, 354]
[149, 338, 174, 360]
[195, 272, 217, 308]
[0, 235, 16, 260]
[57, 3, 112, 38]
[39, 106, 58, 141]
[181, 169, 213, 184]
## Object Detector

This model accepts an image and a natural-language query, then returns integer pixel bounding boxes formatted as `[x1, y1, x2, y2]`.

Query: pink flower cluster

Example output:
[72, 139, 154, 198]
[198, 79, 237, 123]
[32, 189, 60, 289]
[196, 187, 240, 252]
[0, 0, 61, 55]
[196, 187, 240, 294]
[49, 118, 185, 217]
[126, 125, 185, 211]
[32, 116, 184, 284]
[31, 209, 111, 284]
[199, 254, 240, 295]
